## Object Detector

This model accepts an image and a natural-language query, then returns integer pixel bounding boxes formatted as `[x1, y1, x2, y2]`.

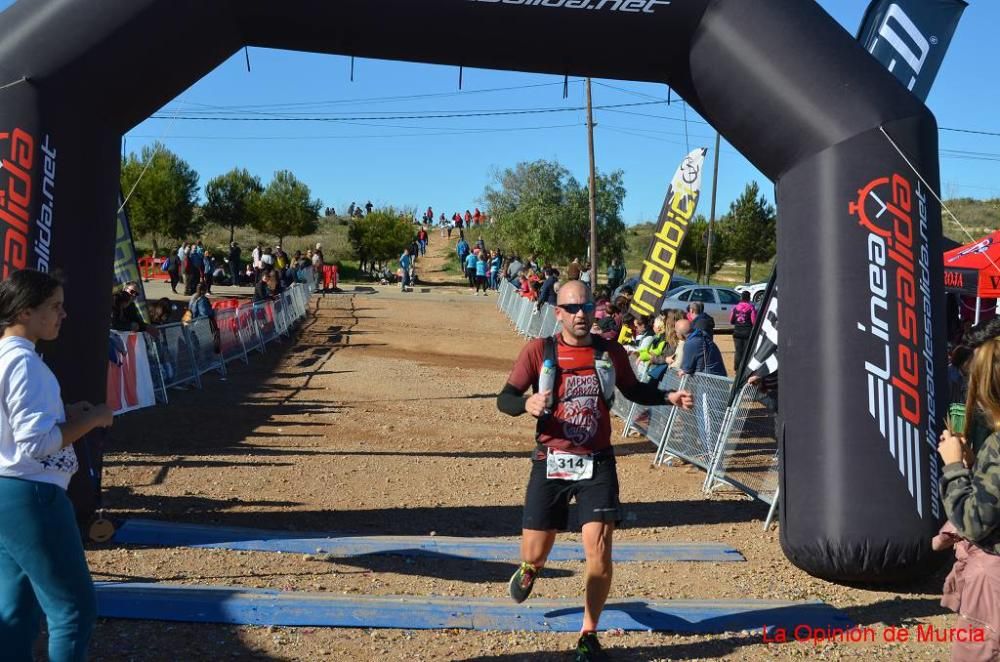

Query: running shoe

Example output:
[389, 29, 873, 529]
[508, 561, 539, 603]
[574, 632, 608, 662]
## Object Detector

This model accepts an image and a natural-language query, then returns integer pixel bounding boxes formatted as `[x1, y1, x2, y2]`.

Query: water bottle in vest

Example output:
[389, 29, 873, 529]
[538, 358, 557, 417]
[595, 352, 616, 406]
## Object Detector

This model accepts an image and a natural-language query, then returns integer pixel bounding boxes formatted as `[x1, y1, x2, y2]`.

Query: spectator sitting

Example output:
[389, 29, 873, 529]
[212, 265, 228, 286]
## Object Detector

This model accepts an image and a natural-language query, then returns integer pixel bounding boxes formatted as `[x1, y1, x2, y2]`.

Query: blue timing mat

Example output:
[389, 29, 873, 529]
[95, 583, 850, 633]
[112, 519, 744, 562]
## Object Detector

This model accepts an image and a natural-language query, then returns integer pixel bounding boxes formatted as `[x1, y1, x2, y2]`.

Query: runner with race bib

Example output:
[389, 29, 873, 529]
[497, 280, 693, 662]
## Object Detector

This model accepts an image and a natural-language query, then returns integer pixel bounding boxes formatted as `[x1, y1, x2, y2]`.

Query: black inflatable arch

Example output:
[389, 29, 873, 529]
[0, 0, 947, 582]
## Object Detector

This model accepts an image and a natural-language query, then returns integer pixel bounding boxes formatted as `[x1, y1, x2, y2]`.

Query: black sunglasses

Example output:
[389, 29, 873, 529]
[558, 302, 596, 315]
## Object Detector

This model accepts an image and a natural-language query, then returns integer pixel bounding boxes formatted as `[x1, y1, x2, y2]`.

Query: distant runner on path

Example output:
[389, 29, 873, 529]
[496, 280, 693, 662]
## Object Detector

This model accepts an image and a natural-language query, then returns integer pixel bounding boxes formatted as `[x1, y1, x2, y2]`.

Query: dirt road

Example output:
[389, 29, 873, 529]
[86, 238, 955, 660]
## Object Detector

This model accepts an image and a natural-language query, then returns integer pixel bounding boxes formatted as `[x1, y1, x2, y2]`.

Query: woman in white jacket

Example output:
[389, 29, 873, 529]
[0, 270, 113, 661]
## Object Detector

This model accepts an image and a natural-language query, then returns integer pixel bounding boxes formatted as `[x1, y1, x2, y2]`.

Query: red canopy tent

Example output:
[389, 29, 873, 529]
[944, 231, 1000, 296]
[944, 230, 1000, 324]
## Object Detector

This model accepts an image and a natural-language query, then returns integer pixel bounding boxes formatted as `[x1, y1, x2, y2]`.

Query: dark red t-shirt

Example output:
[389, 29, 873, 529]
[506, 335, 643, 455]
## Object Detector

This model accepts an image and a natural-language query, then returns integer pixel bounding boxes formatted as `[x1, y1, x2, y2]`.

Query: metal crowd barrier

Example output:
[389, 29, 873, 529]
[623, 370, 685, 442]
[652, 373, 734, 471]
[237, 303, 264, 354]
[215, 307, 248, 365]
[186, 317, 226, 378]
[143, 284, 312, 398]
[496, 279, 561, 340]
[703, 381, 780, 530]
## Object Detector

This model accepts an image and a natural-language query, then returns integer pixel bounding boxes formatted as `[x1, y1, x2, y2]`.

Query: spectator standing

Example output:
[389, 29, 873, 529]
[457, 236, 470, 263]
[111, 285, 148, 334]
[686, 301, 715, 337]
[251, 242, 263, 281]
[489, 250, 502, 290]
[949, 345, 974, 404]
[936, 333, 1000, 661]
[0, 269, 114, 662]
[183, 248, 201, 296]
[537, 268, 558, 309]
[399, 248, 413, 292]
[607, 258, 625, 292]
[474, 252, 489, 295]
[203, 251, 216, 293]
[417, 227, 429, 256]
[680, 317, 727, 377]
[365, 200, 374, 215]
[464, 251, 478, 292]
[729, 291, 758, 371]
[464, 209, 472, 227]
[253, 270, 271, 302]
[187, 282, 214, 320]
[228, 242, 242, 287]
[507, 255, 523, 281]
[260, 247, 275, 272]
[165, 250, 181, 294]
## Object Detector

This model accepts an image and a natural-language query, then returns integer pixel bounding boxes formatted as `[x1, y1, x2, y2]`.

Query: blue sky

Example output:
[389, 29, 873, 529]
[11, 0, 1000, 225]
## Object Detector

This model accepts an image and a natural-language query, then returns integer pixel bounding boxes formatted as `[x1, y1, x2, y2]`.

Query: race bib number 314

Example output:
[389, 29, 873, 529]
[546, 449, 594, 481]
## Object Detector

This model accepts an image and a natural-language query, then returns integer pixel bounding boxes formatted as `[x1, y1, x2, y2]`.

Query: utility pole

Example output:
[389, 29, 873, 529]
[586, 78, 598, 288]
[705, 131, 721, 284]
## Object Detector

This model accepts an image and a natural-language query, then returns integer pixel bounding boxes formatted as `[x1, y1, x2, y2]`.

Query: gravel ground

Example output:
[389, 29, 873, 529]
[76, 242, 958, 661]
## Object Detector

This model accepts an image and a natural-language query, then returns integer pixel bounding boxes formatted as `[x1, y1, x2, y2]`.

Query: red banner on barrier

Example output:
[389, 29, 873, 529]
[107, 331, 156, 416]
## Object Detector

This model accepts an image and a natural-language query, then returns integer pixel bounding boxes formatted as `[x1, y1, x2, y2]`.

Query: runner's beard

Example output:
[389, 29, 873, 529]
[568, 317, 590, 338]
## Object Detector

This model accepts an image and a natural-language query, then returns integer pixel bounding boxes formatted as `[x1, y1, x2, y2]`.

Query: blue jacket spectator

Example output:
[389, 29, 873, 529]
[464, 253, 478, 272]
[537, 271, 558, 307]
[680, 327, 727, 376]
[457, 239, 470, 261]
[188, 288, 214, 319]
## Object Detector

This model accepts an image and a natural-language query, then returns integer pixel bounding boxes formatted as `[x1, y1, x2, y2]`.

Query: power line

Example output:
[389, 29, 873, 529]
[127, 122, 585, 141]
[941, 126, 1000, 138]
[592, 81, 667, 102]
[148, 100, 664, 122]
[173, 78, 588, 113]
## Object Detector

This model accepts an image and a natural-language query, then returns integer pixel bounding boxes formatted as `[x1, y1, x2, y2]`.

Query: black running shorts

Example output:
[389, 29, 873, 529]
[522, 452, 620, 531]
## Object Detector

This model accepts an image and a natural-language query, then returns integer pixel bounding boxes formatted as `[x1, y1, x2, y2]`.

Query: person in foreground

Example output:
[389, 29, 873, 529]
[497, 281, 694, 661]
[937, 325, 1000, 662]
[0, 270, 114, 661]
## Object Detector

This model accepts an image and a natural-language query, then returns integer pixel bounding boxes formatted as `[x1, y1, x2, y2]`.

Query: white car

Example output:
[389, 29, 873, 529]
[662, 285, 743, 331]
[735, 281, 768, 305]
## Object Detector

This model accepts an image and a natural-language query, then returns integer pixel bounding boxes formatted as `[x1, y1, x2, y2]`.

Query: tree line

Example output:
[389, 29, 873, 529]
[120, 142, 322, 252]
[479, 158, 776, 283]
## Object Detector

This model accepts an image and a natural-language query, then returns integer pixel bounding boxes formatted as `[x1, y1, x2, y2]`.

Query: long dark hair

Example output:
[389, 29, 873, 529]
[0, 270, 62, 332]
